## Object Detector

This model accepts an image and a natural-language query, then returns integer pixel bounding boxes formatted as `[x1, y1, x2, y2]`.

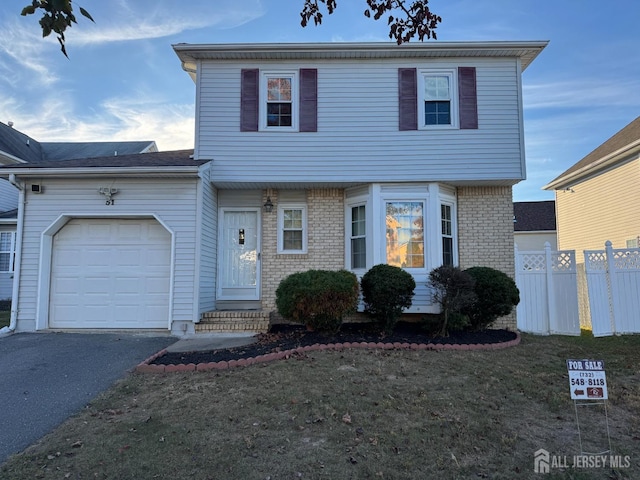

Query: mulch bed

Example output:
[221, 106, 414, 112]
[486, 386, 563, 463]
[152, 322, 518, 366]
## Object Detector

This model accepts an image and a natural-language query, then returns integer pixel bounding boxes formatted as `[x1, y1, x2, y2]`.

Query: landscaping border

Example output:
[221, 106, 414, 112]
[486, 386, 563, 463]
[135, 332, 521, 373]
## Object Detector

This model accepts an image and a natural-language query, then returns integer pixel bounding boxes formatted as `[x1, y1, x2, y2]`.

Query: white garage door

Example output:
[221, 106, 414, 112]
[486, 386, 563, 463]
[49, 218, 171, 329]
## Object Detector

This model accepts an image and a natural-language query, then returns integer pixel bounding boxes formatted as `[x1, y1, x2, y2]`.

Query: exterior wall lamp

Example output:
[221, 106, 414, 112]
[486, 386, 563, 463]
[263, 196, 274, 213]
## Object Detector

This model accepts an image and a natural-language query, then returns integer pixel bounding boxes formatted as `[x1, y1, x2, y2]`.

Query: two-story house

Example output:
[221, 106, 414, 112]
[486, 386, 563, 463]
[0, 41, 546, 335]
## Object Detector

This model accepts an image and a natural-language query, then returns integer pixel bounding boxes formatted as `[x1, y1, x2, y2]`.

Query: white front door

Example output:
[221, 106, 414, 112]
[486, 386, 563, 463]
[218, 209, 260, 300]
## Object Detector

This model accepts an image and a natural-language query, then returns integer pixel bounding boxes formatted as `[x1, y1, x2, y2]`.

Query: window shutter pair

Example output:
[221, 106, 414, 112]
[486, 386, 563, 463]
[240, 68, 317, 132]
[398, 67, 478, 131]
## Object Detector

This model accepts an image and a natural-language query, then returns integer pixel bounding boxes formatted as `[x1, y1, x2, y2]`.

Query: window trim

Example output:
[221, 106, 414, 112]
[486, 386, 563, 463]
[348, 203, 367, 271]
[277, 203, 307, 254]
[440, 201, 458, 266]
[259, 70, 299, 132]
[418, 69, 458, 130]
[0, 231, 16, 273]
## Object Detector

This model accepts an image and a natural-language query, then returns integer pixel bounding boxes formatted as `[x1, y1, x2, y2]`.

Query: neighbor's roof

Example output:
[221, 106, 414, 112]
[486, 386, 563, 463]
[0, 122, 43, 163]
[0, 149, 204, 176]
[40, 141, 157, 161]
[174, 41, 548, 78]
[513, 200, 556, 232]
[544, 116, 640, 190]
[0, 121, 158, 165]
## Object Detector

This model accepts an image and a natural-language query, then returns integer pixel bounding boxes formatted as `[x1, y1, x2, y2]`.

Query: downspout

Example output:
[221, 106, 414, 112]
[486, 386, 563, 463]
[6, 174, 24, 332]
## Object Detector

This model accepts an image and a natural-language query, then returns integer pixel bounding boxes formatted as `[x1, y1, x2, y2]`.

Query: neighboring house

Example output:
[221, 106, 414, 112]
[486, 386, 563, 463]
[544, 116, 640, 252]
[0, 41, 546, 335]
[0, 122, 157, 299]
[513, 200, 557, 251]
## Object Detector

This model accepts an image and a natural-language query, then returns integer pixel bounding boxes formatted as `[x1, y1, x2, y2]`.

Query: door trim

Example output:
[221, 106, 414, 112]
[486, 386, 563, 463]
[216, 207, 261, 301]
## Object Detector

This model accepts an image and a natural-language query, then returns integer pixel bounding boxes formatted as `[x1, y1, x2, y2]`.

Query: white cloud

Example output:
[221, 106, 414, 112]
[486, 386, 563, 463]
[523, 79, 640, 110]
[71, 0, 265, 46]
[0, 19, 59, 87]
[0, 89, 194, 151]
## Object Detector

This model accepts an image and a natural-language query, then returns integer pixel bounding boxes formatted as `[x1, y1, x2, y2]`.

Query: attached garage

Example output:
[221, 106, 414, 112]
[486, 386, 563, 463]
[49, 218, 171, 329]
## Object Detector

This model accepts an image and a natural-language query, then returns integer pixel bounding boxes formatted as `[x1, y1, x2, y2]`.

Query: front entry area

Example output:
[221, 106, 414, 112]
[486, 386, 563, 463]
[49, 218, 171, 329]
[217, 209, 260, 301]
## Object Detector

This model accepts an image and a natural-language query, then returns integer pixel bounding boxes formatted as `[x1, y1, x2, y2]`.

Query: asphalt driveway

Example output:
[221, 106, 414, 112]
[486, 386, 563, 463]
[0, 332, 176, 465]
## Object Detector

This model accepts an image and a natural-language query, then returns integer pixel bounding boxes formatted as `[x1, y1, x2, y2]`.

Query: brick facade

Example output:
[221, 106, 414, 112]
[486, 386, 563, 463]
[260, 188, 345, 312]
[457, 186, 516, 329]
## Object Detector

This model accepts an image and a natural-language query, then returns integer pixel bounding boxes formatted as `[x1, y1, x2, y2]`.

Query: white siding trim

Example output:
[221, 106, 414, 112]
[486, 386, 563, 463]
[36, 213, 176, 330]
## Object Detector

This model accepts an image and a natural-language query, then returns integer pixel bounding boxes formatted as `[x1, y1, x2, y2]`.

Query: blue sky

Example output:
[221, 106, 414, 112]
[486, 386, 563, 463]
[1, 0, 638, 201]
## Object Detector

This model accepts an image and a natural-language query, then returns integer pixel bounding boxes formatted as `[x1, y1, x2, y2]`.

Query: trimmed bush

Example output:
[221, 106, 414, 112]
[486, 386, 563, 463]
[275, 269, 359, 333]
[361, 264, 415, 334]
[462, 266, 520, 330]
[427, 265, 476, 336]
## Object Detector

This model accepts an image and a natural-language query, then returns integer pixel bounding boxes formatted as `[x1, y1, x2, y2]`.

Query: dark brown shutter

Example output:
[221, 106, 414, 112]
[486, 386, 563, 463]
[398, 68, 417, 131]
[458, 67, 478, 130]
[299, 68, 318, 132]
[240, 69, 259, 132]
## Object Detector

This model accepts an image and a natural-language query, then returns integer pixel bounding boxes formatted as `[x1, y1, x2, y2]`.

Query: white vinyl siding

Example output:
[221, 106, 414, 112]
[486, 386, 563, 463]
[196, 58, 523, 186]
[12, 177, 200, 332]
[198, 164, 218, 314]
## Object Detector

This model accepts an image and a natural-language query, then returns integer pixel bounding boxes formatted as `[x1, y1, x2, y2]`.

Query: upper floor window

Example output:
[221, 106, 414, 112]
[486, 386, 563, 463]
[0, 231, 16, 273]
[261, 71, 298, 131]
[278, 204, 307, 254]
[419, 70, 457, 129]
[266, 76, 294, 127]
[399, 67, 477, 131]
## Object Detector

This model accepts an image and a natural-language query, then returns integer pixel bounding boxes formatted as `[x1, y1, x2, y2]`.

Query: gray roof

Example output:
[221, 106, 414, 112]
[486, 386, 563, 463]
[0, 122, 43, 163]
[40, 141, 156, 162]
[0, 149, 200, 170]
[0, 122, 157, 164]
[545, 116, 640, 189]
[513, 201, 556, 232]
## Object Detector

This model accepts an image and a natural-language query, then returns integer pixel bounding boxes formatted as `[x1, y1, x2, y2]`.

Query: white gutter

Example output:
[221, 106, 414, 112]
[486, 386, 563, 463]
[5, 174, 24, 333]
[0, 165, 202, 178]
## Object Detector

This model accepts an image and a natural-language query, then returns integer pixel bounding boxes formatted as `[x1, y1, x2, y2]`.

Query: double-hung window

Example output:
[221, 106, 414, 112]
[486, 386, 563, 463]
[0, 232, 16, 273]
[261, 72, 298, 131]
[419, 69, 457, 129]
[350, 205, 366, 269]
[278, 204, 307, 254]
[441, 204, 454, 266]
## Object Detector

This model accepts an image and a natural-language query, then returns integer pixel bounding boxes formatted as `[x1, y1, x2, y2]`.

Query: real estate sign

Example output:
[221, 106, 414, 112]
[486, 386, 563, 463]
[566, 359, 608, 400]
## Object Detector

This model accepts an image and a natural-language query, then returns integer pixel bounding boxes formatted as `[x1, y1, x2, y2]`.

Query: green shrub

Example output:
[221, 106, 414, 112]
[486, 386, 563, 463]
[462, 266, 520, 330]
[361, 264, 415, 334]
[427, 265, 476, 336]
[275, 269, 359, 333]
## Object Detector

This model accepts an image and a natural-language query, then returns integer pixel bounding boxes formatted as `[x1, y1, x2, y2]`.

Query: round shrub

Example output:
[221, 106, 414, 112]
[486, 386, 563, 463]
[361, 264, 416, 334]
[462, 266, 520, 330]
[427, 265, 476, 336]
[275, 269, 359, 333]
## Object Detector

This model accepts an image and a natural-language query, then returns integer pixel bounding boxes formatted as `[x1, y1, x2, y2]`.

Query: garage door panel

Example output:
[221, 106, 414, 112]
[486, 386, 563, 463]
[49, 219, 171, 329]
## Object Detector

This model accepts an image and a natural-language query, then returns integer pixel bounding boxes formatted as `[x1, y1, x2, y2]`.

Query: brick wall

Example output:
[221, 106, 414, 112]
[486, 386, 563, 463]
[261, 188, 345, 311]
[457, 186, 516, 329]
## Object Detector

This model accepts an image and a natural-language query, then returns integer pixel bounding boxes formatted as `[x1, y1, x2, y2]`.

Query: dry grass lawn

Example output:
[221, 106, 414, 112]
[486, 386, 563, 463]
[1, 333, 639, 479]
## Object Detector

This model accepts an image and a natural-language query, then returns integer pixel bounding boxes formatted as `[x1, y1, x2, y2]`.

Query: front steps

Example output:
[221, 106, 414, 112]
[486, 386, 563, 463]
[197, 310, 270, 333]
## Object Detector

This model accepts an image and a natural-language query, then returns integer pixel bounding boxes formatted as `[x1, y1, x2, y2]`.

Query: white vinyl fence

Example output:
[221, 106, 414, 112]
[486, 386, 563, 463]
[515, 243, 580, 335]
[584, 241, 640, 337]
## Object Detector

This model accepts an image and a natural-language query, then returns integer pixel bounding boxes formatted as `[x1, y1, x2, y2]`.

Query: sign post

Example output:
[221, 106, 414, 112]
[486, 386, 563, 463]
[566, 359, 612, 455]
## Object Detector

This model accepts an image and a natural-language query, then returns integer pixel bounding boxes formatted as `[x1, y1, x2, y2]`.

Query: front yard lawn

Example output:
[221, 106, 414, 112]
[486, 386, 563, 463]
[1, 333, 639, 479]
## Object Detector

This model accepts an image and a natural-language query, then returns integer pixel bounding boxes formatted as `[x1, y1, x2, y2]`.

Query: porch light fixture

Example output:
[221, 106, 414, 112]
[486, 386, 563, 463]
[263, 196, 274, 213]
